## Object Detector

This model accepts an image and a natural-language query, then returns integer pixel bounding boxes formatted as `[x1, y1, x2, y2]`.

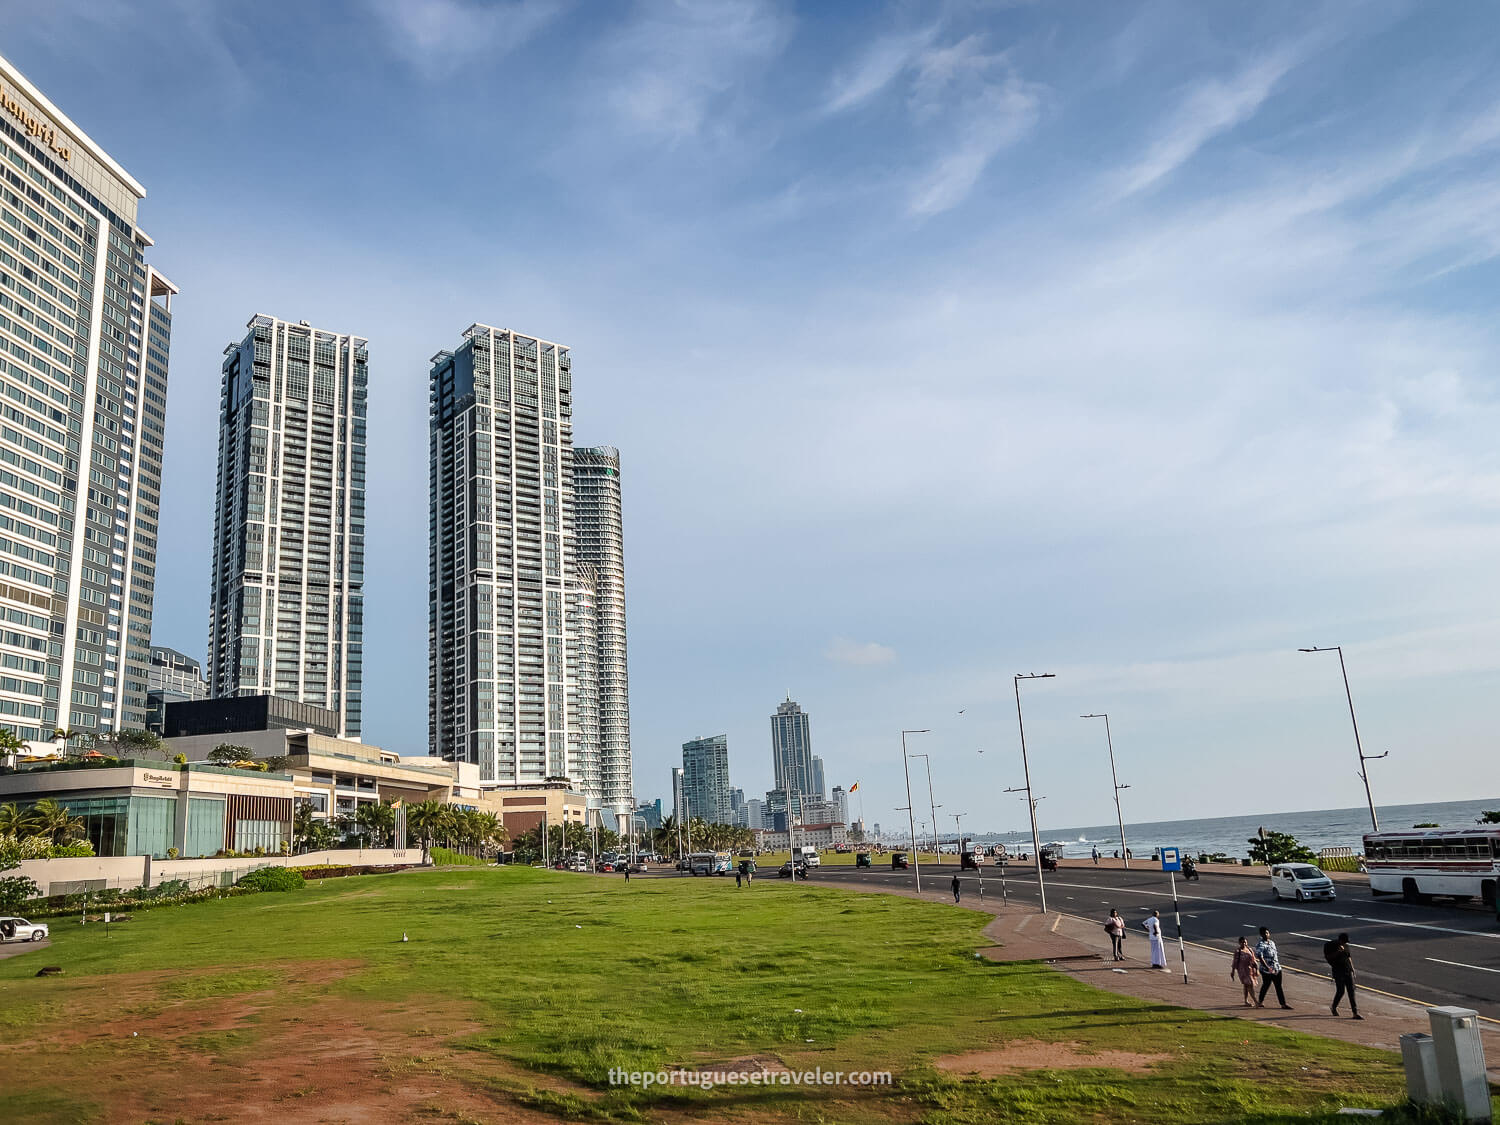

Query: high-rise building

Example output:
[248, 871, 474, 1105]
[682, 734, 731, 825]
[745, 798, 764, 830]
[671, 765, 684, 824]
[0, 55, 176, 745]
[145, 646, 207, 734]
[429, 326, 576, 786]
[771, 697, 814, 797]
[831, 784, 848, 827]
[810, 755, 826, 800]
[208, 316, 366, 739]
[573, 446, 631, 823]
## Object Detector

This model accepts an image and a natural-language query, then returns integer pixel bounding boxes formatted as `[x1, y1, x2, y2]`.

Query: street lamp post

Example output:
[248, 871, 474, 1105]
[1014, 672, 1055, 913]
[910, 752, 942, 864]
[1299, 646, 1387, 832]
[1081, 713, 1131, 868]
[901, 729, 930, 893]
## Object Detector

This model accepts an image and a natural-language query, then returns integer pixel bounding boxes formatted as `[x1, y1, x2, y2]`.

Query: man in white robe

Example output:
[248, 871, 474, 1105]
[1143, 909, 1167, 970]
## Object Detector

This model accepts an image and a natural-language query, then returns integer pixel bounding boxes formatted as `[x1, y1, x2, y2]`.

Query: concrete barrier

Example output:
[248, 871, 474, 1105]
[17, 848, 424, 897]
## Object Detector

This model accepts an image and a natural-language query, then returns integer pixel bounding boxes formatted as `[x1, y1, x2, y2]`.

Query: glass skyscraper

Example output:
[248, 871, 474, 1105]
[573, 445, 632, 823]
[681, 733, 731, 826]
[429, 326, 578, 786]
[771, 697, 814, 798]
[208, 316, 367, 738]
[0, 54, 176, 743]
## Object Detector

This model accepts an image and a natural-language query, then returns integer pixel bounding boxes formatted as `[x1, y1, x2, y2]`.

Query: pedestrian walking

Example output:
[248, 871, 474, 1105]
[1091, 845, 1100, 865]
[1325, 933, 1361, 1019]
[735, 870, 742, 888]
[1255, 927, 1290, 1009]
[1230, 936, 1260, 1006]
[951, 874, 961, 903]
[1143, 909, 1167, 969]
[1104, 908, 1126, 960]
[623, 865, 631, 884]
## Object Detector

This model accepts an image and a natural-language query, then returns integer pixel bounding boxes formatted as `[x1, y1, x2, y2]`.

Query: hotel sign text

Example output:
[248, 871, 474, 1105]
[0, 84, 72, 163]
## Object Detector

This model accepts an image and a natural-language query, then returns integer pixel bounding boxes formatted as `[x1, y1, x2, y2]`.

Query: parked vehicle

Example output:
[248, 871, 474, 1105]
[796, 845, 820, 868]
[961, 852, 980, 871]
[1364, 828, 1499, 905]
[891, 852, 910, 870]
[855, 852, 872, 868]
[1271, 863, 1337, 902]
[0, 917, 47, 942]
[688, 851, 732, 876]
[778, 860, 809, 878]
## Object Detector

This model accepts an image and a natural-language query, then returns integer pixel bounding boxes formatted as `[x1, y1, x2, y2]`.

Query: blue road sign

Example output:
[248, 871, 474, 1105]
[1160, 846, 1182, 872]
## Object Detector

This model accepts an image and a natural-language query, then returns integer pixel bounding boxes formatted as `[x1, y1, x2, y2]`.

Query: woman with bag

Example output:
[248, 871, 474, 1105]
[1230, 936, 1260, 1006]
[1104, 908, 1126, 961]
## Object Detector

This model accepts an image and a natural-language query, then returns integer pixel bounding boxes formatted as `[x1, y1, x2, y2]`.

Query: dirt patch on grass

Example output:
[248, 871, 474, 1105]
[0, 963, 560, 1124]
[935, 1038, 1170, 1077]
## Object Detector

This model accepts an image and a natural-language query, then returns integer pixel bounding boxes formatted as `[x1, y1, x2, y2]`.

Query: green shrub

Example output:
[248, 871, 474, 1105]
[235, 866, 304, 893]
[430, 846, 484, 867]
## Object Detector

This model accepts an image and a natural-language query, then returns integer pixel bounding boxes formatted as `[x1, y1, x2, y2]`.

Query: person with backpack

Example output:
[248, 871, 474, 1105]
[1324, 933, 1361, 1019]
[1104, 908, 1126, 960]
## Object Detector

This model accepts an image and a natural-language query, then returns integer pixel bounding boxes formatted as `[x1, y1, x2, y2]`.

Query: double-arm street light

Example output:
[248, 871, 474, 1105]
[1081, 713, 1131, 868]
[1013, 672, 1055, 913]
[910, 752, 942, 864]
[900, 729, 931, 893]
[1299, 645, 1386, 831]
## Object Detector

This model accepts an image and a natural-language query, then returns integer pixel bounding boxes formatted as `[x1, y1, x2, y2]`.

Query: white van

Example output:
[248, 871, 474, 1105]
[1270, 863, 1336, 902]
[797, 845, 820, 868]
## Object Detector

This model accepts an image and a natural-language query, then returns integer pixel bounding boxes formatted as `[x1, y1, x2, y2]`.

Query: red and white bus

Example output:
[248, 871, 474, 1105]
[1362, 828, 1499, 906]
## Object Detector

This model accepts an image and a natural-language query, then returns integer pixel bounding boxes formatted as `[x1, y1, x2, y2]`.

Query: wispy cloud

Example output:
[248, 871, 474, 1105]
[909, 73, 1042, 215]
[1116, 49, 1300, 197]
[826, 638, 897, 667]
[604, 0, 792, 142]
[823, 24, 941, 115]
[365, 0, 561, 80]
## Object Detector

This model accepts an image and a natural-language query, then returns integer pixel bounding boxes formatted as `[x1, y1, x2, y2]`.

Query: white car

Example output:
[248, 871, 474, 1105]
[1270, 864, 1336, 902]
[0, 916, 48, 942]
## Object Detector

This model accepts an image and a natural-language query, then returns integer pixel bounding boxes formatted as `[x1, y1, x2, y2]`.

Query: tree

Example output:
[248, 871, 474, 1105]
[0, 726, 25, 755]
[208, 744, 255, 767]
[0, 802, 27, 838]
[406, 801, 446, 853]
[0, 858, 37, 913]
[1478, 811, 1500, 824]
[27, 798, 85, 847]
[353, 802, 397, 848]
[1247, 831, 1316, 866]
[104, 728, 163, 759]
[292, 801, 340, 853]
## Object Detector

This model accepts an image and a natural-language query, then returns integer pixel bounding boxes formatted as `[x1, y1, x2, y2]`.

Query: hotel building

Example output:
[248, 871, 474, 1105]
[0, 54, 176, 746]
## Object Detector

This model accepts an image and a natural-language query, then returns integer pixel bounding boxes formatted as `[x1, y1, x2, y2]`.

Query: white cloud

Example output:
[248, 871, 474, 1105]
[365, 0, 561, 79]
[604, 0, 792, 142]
[909, 74, 1042, 215]
[823, 24, 941, 114]
[826, 638, 897, 667]
[1117, 50, 1299, 197]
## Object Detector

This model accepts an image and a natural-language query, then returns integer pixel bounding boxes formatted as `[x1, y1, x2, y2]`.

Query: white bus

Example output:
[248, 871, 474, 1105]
[687, 851, 733, 876]
[1362, 828, 1499, 906]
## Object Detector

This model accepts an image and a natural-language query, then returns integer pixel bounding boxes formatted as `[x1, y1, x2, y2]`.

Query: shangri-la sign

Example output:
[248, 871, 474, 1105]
[0, 83, 72, 163]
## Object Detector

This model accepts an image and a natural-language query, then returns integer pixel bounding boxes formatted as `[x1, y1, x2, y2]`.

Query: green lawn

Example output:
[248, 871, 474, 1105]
[0, 866, 1418, 1123]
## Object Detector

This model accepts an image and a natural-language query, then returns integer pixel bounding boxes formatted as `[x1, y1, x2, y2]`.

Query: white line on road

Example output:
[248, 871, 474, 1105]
[1290, 931, 1374, 951]
[1037, 878, 1500, 940]
[1426, 957, 1500, 975]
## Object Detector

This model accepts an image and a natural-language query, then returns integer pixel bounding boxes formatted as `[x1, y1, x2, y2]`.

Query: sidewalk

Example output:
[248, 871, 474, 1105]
[870, 878, 1500, 1081]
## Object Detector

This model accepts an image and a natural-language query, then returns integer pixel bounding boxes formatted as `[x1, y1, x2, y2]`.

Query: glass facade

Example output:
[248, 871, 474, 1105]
[233, 818, 282, 853]
[185, 797, 224, 858]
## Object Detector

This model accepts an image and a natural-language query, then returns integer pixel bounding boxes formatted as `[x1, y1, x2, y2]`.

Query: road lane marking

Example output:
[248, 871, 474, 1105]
[1035, 878, 1500, 940]
[1426, 957, 1500, 975]
[1289, 931, 1374, 951]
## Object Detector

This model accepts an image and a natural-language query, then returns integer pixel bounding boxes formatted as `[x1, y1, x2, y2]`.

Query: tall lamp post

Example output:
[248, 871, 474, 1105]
[910, 752, 942, 864]
[900, 729, 930, 892]
[1014, 672, 1055, 913]
[1299, 646, 1386, 831]
[1081, 713, 1131, 868]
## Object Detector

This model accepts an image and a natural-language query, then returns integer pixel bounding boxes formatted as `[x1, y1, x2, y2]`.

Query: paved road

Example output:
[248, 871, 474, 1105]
[792, 862, 1500, 1020]
[0, 937, 50, 962]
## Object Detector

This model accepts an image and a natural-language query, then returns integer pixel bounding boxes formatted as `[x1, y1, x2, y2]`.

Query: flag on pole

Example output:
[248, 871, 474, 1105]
[848, 781, 859, 793]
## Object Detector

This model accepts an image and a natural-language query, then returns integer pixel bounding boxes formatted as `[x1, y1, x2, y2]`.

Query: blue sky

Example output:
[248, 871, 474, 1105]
[8, 0, 1500, 835]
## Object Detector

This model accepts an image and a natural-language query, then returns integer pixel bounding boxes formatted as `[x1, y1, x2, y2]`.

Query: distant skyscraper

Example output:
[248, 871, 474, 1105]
[831, 785, 848, 827]
[810, 756, 826, 800]
[145, 646, 207, 734]
[682, 734, 731, 825]
[0, 55, 177, 744]
[745, 798, 765, 830]
[429, 327, 576, 786]
[771, 697, 814, 797]
[671, 765, 684, 823]
[573, 445, 631, 822]
[209, 316, 366, 738]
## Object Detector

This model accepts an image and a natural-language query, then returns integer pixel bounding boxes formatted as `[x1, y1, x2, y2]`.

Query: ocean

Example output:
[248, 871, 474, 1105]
[968, 797, 1500, 860]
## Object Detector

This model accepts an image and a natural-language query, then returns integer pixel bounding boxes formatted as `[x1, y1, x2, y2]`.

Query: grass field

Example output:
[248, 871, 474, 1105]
[0, 866, 1418, 1123]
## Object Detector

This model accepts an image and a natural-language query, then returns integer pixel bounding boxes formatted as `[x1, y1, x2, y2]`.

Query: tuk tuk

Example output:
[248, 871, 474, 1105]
[891, 851, 910, 870]
[960, 851, 980, 871]
[855, 851, 872, 868]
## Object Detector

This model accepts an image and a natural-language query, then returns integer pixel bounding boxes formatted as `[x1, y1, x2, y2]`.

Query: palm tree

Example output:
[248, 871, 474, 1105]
[28, 798, 84, 845]
[353, 802, 396, 848]
[0, 802, 27, 838]
[406, 801, 446, 855]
